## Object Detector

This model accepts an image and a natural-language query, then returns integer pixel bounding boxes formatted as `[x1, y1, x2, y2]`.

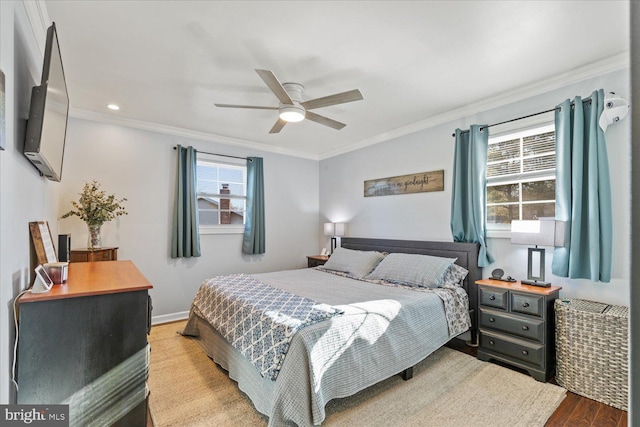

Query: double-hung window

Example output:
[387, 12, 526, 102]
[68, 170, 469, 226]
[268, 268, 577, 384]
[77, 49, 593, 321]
[196, 157, 246, 234]
[486, 123, 556, 232]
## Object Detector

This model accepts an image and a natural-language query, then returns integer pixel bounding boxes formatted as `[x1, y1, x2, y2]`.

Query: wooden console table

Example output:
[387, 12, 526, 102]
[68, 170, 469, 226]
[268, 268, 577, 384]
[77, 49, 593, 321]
[70, 246, 118, 262]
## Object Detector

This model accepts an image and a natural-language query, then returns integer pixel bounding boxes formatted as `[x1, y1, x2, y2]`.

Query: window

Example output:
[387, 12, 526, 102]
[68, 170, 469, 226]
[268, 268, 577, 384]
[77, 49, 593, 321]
[196, 158, 246, 234]
[486, 124, 556, 231]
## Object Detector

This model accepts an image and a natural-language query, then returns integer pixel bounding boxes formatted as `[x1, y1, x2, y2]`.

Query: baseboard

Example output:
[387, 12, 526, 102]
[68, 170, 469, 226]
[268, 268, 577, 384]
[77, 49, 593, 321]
[152, 311, 189, 325]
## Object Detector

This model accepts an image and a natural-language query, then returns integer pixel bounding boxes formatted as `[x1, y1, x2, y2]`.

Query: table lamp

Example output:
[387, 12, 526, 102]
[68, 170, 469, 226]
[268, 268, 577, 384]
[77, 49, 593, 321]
[323, 222, 346, 254]
[510, 218, 565, 287]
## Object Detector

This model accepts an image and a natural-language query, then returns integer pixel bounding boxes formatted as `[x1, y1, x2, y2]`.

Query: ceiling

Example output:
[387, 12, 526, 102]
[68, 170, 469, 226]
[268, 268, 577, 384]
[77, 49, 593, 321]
[42, 1, 629, 159]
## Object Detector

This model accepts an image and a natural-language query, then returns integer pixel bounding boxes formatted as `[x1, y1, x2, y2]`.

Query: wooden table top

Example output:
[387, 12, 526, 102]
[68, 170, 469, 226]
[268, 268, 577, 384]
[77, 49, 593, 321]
[476, 278, 562, 295]
[20, 260, 153, 303]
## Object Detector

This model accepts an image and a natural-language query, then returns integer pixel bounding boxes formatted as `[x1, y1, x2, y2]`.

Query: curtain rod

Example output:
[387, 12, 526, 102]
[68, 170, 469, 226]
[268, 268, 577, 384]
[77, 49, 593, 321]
[451, 97, 592, 137]
[173, 146, 252, 162]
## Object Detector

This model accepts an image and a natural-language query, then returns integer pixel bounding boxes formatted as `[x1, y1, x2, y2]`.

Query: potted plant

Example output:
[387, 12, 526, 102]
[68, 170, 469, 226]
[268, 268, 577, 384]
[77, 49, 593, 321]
[61, 180, 127, 248]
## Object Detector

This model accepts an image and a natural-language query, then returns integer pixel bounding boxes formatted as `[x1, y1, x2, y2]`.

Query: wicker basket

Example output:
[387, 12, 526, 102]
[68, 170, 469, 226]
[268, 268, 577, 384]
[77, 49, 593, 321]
[555, 299, 629, 410]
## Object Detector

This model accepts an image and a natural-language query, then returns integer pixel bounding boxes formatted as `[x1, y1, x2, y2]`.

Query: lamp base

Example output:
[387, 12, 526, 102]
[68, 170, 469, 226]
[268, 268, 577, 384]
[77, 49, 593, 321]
[521, 279, 551, 288]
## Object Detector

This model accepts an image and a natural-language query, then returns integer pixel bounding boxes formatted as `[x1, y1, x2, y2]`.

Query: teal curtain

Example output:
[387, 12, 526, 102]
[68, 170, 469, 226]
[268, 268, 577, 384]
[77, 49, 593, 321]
[171, 145, 201, 258]
[552, 89, 612, 282]
[242, 157, 265, 254]
[450, 125, 494, 267]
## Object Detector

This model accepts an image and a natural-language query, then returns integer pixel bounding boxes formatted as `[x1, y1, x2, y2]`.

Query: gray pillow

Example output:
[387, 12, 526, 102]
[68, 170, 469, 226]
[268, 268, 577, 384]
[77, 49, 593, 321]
[321, 247, 385, 278]
[365, 252, 457, 288]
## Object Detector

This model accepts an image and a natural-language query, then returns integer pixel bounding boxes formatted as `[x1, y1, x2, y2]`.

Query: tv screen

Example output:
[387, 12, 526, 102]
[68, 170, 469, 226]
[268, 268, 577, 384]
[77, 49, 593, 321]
[24, 23, 69, 182]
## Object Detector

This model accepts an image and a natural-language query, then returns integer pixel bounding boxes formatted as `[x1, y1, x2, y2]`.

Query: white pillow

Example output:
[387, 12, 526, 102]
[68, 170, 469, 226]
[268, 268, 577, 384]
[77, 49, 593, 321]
[365, 253, 456, 288]
[320, 247, 385, 278]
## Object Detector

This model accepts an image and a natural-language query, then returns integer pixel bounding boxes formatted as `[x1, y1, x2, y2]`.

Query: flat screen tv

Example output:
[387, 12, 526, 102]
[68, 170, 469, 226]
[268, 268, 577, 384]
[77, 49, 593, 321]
[24, 22, 69, 182]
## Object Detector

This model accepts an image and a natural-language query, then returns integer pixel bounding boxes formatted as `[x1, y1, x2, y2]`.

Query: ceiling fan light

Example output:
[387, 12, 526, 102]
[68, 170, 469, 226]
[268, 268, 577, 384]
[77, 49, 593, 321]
[279, 105, 305, 122]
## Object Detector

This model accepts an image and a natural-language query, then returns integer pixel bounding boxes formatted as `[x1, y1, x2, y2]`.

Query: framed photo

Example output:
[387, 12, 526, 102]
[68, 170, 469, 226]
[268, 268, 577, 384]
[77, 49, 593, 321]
[0, 69, 5, 150]
[29, 221, 58, 265]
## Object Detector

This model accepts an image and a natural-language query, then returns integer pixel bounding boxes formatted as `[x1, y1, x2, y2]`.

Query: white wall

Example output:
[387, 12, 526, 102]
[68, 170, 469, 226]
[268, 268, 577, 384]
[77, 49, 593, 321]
[57, 118, 320, 320]
[320, 69, 630, 307]
[0, 2, 63, 403]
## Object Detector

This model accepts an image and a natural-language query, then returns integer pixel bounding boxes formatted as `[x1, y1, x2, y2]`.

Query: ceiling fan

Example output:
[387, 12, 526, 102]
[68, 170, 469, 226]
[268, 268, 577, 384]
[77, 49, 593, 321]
[214, 69, 363, 134]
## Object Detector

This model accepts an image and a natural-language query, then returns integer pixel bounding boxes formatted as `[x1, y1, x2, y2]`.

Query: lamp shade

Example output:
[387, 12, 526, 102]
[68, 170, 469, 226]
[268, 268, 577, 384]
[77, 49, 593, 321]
[334, 223, 346, 237]
[323, 223, 335, 236]
[511, 218, 565, 247]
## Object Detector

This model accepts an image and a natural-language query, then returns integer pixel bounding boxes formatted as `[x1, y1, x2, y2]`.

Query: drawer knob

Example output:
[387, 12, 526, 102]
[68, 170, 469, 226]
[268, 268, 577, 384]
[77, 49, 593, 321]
[522, 350, 529, 355]
[489, 295, 496, 301]
[489, 317, 495, 323]
[489, 340, 495, 345]
[522, 325, 529, 331]
[522, 302, 530, 308]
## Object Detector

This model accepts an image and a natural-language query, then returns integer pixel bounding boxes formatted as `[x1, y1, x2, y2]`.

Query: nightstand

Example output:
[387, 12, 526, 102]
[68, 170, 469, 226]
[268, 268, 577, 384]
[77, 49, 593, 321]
[476, 279, 561, 382]
[307, 255, 329, 268]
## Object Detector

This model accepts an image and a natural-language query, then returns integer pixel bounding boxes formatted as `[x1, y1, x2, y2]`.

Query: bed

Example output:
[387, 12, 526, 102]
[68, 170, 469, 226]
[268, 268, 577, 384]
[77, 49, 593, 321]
[182, 238, 481, 426]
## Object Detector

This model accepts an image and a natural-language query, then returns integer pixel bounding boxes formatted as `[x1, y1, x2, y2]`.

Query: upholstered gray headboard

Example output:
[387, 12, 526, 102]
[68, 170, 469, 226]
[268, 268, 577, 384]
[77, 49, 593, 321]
[340, 237, 482, 344]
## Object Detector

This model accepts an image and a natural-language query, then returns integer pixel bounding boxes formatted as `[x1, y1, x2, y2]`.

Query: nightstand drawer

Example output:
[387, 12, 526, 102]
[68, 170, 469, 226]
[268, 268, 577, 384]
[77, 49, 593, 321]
[480, 330, 544, 367]
[511, 292, 544, 317]
[479, 308, 544, 342]
[479, 287, 508, 310]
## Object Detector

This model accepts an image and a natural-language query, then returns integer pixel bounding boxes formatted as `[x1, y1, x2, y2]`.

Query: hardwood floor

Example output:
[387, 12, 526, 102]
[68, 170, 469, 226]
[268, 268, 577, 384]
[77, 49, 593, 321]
[146, 335, 627, 426]
[444, 339, 628, 427]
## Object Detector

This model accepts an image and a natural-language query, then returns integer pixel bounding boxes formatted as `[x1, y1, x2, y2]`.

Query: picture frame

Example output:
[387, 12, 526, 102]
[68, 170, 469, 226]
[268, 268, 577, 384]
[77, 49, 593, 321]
[29, 221, 58, 265]
[364, 170, 444, 197]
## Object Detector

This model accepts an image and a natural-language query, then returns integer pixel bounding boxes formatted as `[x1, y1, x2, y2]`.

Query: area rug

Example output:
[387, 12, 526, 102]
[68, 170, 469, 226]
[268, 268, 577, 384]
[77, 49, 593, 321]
[148, 321, 566, 426]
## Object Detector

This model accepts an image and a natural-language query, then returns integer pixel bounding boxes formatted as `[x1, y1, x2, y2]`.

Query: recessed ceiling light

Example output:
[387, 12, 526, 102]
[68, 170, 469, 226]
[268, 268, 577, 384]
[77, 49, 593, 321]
[106, 104, 120, 111]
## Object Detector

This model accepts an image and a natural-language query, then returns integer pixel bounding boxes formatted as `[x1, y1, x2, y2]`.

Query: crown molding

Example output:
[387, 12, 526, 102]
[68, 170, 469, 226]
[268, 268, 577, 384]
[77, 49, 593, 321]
[319, 52, 629, 160]
[66, 46, 626, 163]
[20, 1, 628, 163]
[69, 108, 320, 161]
[22, 0, 50, 54]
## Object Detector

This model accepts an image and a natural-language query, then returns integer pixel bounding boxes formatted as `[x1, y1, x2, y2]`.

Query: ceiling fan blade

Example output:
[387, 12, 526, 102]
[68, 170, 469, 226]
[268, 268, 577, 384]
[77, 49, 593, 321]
[269, 118, 287, 134]
[305, 111, 347, 130]
[214, 103, 278, 110]
[300, 89, 363, 110]
[255, 69, 294, 105]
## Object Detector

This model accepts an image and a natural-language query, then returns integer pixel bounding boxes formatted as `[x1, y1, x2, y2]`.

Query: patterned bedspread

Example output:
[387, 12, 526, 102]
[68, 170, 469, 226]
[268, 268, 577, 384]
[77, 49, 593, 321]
[191, 273, 343, 380]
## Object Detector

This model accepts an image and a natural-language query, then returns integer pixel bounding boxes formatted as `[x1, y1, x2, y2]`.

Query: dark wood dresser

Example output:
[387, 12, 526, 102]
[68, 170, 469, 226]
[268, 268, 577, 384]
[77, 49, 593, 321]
[17, 260, 153, 426]
[476, 279, 561, 382]
[69, 246, 118, 262]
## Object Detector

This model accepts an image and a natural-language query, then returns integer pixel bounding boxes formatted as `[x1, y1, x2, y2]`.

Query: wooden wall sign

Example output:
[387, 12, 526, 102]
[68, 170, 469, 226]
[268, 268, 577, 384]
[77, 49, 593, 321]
[364, 170, 444, 197]
[29, 221, 58, 265]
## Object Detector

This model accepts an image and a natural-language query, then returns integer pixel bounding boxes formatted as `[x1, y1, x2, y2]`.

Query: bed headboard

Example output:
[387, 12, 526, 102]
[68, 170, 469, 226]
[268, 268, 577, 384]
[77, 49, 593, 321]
[340, 237, 481, 344]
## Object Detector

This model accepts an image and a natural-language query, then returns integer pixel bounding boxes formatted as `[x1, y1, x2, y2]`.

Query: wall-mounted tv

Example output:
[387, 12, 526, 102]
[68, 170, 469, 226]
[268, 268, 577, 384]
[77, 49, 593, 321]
[24, 22, 69, 182]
